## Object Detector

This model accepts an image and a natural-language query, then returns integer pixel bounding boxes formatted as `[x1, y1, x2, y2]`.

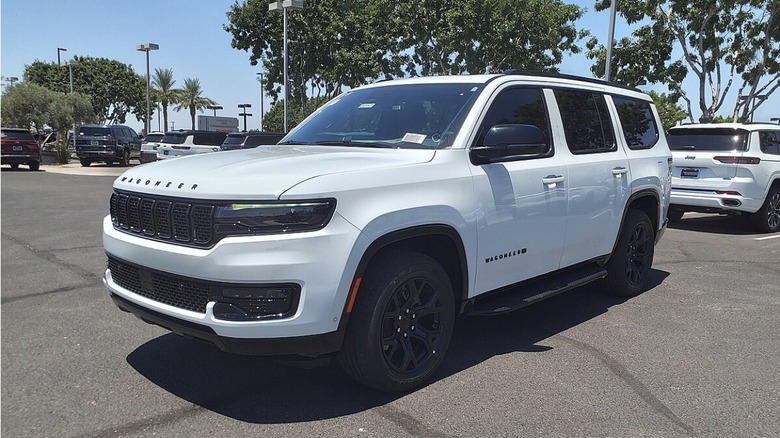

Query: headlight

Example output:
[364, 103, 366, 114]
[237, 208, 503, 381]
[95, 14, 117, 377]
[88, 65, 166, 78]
[214, 200, 336, 236]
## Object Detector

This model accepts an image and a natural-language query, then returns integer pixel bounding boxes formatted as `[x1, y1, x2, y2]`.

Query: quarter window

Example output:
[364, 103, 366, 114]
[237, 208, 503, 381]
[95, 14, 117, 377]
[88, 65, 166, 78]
[612, 96, 659, 150]
[759, 131, 780, 155]
[475, 87, 551, 153]
[554, 89, 616, 154]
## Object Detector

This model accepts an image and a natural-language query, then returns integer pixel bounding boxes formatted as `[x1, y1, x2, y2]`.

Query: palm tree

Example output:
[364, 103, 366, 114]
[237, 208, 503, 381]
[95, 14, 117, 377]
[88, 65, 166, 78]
[174, 78, 217, 129]
[152, 68, 179, 133]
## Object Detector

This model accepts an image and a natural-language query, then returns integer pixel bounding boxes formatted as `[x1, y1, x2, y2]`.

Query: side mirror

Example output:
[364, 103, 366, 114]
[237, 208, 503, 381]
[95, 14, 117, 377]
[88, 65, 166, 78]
[470, 124, 549, 165]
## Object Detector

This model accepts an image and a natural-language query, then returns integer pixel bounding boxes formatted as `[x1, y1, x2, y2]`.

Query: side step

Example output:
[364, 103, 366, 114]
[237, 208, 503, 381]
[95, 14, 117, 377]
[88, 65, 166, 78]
[466, 265, 607, 317]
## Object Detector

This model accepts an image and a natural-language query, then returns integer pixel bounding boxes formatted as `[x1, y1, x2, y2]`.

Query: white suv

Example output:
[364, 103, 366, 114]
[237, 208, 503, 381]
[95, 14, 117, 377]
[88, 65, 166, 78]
[668, 123, 780, 232]
[103, 72, 671, 392]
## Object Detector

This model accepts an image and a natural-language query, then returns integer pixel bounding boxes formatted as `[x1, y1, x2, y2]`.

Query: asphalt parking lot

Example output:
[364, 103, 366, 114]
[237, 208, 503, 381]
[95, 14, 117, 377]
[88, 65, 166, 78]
[2, 164, 779, 437]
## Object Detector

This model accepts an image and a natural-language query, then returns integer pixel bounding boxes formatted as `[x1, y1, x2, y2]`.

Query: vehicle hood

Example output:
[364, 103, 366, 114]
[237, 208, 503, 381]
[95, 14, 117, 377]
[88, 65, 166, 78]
[112, 145, 436, 199]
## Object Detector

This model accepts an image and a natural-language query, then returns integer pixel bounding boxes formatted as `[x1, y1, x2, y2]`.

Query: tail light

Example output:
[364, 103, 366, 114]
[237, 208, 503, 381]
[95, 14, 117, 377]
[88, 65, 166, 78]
[714, 156, 760, 164]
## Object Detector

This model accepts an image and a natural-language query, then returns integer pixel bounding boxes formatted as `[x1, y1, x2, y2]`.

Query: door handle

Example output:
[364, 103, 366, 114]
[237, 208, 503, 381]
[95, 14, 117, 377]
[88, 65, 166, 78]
[612, 166, 628, 177]
[542, 175, 565, 187]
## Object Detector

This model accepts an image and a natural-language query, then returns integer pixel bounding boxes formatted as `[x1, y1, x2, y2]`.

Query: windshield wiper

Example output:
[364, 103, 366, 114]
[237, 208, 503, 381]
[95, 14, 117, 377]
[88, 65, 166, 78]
[314, 140, 395, 148]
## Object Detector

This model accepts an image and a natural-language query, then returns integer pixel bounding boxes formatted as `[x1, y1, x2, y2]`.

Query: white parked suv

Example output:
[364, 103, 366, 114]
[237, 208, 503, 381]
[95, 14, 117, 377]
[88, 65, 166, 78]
[668, 123, 780, 232]
[156, 130, 228, 160]
[103, 72, 672, 392]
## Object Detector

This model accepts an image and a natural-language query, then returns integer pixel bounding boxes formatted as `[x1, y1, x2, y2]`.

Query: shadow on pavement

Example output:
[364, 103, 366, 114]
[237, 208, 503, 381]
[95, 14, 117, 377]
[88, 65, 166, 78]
[668, 213, 757, 236]
[127, 269, 670, 424]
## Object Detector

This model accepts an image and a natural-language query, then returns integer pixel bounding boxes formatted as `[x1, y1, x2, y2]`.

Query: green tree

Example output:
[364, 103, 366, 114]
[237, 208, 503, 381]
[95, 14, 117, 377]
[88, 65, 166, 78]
[587, 0, 779, 123]
[152, 68, 179, 133]
[0, 82, 51, 132]
[173, 78, 217, 129]
[24, 57, 147, 124]
[647, 91, 688, 131]
[263, 95, 329, 133]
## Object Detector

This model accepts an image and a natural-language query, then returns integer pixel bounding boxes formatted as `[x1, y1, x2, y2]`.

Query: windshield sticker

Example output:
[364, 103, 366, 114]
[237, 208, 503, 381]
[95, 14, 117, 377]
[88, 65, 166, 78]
[402, 133, 426, 144]
[358, 103, 376, 109]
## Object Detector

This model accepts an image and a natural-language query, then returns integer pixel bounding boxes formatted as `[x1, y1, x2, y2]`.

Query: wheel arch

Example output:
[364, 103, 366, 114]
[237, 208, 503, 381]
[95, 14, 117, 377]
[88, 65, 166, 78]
[605, 189, 660, 263]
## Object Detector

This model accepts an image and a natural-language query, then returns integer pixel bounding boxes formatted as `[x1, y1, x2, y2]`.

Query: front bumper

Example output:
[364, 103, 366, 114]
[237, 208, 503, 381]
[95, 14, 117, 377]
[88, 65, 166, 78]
[103, 212, 361, 354]
[77, 149, 122, 160]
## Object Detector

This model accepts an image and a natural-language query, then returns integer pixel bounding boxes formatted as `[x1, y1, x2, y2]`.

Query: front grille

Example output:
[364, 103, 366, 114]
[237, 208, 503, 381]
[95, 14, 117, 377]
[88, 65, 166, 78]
[107, 257, 214, 313]
[110, 191, 215, 247]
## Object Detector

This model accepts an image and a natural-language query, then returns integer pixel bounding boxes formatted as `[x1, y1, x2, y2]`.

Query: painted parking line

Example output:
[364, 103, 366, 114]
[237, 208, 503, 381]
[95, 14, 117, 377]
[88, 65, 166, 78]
[754, 234, 780, 241]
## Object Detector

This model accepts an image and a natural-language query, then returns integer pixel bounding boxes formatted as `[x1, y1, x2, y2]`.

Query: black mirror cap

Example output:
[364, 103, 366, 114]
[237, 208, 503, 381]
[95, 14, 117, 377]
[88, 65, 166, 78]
[470, 124, 550, 165]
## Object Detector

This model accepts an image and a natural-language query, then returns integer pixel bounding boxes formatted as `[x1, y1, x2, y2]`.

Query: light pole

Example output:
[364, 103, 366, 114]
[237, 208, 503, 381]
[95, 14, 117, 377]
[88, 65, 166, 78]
[256, 72, 265, 131]
[605, 0, 616, 81]
[136, 43, 159, 135]
[2, 76, 19, 87]
[269, 0, 304, 133]
[207, 105, 223, 116]
[238, 104, 253, 132]
[66, 60, 78, 94]
[57, 47, 67, 66]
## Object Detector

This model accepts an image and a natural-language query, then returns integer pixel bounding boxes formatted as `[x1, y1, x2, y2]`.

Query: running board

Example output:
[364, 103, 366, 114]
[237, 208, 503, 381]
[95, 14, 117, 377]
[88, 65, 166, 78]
[466, 265, 608, 316]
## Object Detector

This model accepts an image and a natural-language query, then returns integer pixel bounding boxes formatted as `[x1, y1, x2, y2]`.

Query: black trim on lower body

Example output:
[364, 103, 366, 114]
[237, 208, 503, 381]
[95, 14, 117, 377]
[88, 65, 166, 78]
[110, 293, 343, 357]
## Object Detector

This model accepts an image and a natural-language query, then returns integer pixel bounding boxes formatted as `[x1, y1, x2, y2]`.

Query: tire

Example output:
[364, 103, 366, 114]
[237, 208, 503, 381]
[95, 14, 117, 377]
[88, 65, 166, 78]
[79, 158, 91, 167]
[603, 210, 655, 297]
[750, 188, 780, 233]
[10, 163, 19, 170]
[28, 161, 39, 171]
[667, 207, 684, 223]
[339, 250, 456, 392]
[119, 149, 130, 167]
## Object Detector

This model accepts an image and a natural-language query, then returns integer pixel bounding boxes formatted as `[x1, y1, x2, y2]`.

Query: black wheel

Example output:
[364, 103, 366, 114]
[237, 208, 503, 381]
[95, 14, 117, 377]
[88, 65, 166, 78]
[119, 149, 130, 167]
[29, 161, 39, 171]
[79, 158, 91, 167]
[751, 188, 780, 233]
[667, 207, 684, 223]
[339, 250, 456, 392]
[603, 210, 655, 297]
[10, 163, 19, 170]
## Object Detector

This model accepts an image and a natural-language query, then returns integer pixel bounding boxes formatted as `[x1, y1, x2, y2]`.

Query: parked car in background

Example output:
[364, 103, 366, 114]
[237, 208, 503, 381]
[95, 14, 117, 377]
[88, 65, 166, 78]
[75, 124, 142, 167]
[140, 131, 165, 164]
[156, 130, 228, 159]
[1, 127, 41, 171]
[220, 131, 285, 151]
[668, 123, 780, 232]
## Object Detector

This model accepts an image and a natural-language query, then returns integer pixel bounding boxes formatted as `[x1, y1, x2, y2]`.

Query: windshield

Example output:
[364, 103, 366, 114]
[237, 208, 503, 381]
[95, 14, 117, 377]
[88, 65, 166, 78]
[668, 128, 749, 151]
[79, 127, 111, 137]
[161, 133, 187, 144]
[284, 83, 483, 149]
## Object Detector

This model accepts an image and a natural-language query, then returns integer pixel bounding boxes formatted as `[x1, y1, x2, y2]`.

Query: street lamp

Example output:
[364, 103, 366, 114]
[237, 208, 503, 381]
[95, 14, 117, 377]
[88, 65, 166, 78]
[57, 47, 67, 66]
[238, 104, 253, 132]
[269, 0, 304, 133]
[256, 72, 265, 131]
[207, 105, 223, 116]
[2, 76, 19, 86]
[65, 60, 78, 94]
[136, 43, 160, 135]
[605, 0, 617, 81]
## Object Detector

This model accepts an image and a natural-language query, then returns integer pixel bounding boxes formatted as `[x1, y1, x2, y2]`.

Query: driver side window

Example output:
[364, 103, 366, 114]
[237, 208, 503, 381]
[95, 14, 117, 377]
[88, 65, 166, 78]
[475, 87, 551, 152]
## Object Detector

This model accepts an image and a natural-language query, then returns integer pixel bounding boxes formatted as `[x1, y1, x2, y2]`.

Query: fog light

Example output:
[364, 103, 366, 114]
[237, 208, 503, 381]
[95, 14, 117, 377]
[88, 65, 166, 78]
[213, 285, 298, 320]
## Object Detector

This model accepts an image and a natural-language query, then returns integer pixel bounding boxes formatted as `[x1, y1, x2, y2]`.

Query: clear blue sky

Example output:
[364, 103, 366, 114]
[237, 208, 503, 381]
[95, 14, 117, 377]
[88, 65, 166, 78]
[1, 0, 777, 134]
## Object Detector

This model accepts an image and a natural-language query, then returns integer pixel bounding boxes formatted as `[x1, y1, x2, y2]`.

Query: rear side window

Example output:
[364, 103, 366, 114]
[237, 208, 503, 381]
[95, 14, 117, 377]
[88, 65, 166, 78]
[667, 129, 748, 151]
[144, 134, 164, 143]
[555, 89, 616, 154]
[79, 127, 111, 137]
[193, 133, 226, 146]
[759, 131, 780, 155]
[1, 129, 35, 141]
[475, 87, 551, 152]
[222, 134, 245, 146]
[612, 96, 659, 150]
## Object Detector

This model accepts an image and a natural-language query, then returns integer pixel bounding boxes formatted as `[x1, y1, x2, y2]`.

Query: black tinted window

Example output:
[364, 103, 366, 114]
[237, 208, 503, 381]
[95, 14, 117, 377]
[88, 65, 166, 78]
[759, 131, 780, 155]
[612, 96, 659, 150]
[476, 87, 551, 151]
[223, 134, 245, 146]
[79, 126, 111, 136]
[161, 133, 187, 144]
[667, 129, 748, 151]
[193, 133, 227, 146]
[1, 129, 35, 141]
[555, 89, 616, 153]
[143, 134, 164, 142]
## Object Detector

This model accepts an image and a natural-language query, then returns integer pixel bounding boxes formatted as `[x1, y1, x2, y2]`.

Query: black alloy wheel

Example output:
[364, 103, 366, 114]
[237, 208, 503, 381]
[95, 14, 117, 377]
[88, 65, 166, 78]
[751, 189, 780, 233]
[119, 149, 130, 167]
[339, 250, 455, 392]
[603, 210, 655, 297]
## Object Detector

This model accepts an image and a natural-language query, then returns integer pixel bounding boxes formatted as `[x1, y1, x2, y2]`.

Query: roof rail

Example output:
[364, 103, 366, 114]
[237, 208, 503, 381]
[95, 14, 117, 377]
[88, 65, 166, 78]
[502, 69, 641, 92]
